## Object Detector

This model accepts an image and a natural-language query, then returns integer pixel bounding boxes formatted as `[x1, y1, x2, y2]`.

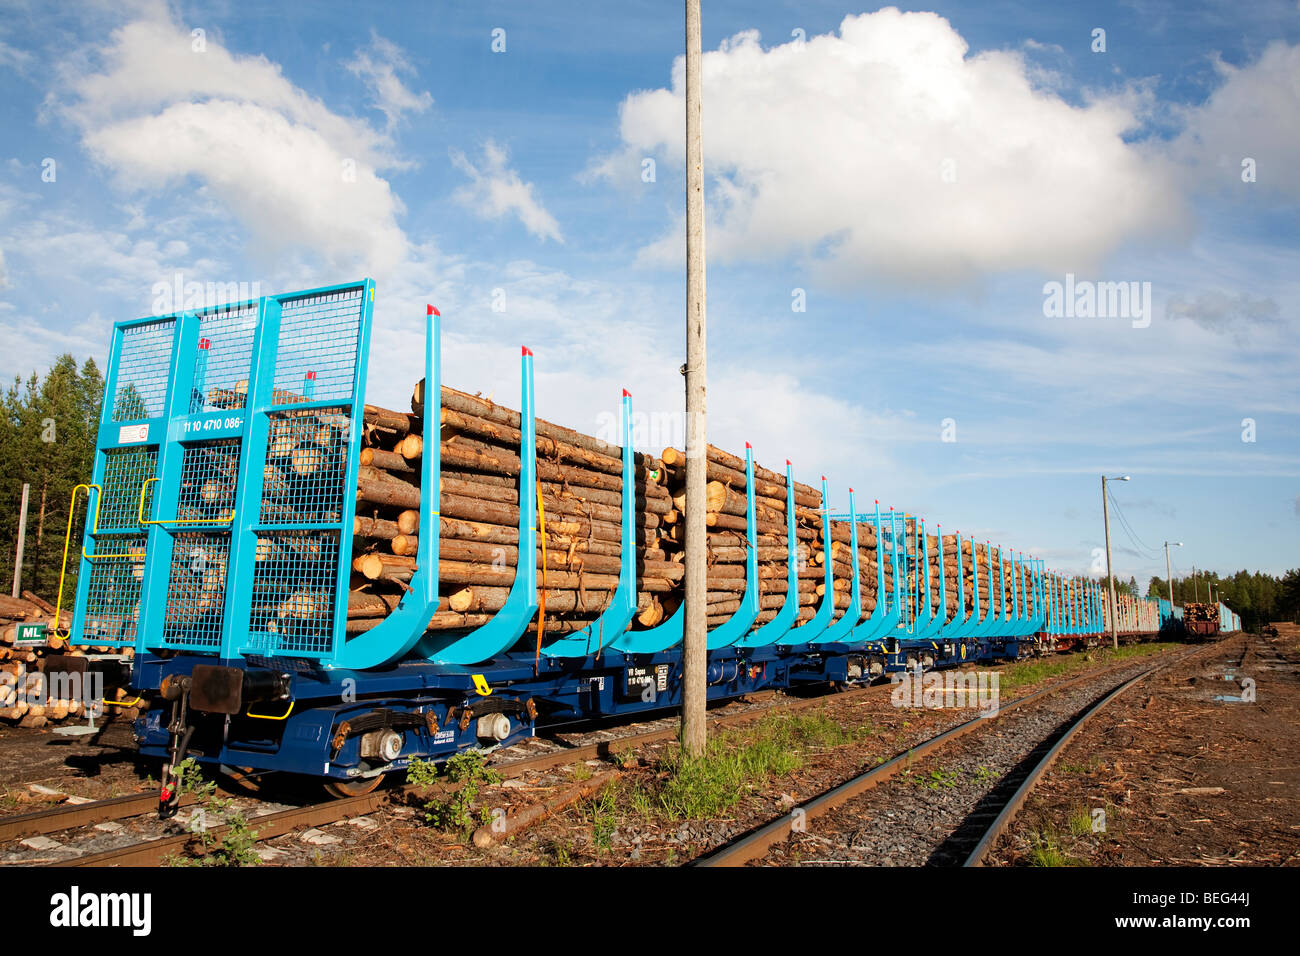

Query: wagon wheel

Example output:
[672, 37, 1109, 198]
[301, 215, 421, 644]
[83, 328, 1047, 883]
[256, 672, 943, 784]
[323, 775, 385, 799]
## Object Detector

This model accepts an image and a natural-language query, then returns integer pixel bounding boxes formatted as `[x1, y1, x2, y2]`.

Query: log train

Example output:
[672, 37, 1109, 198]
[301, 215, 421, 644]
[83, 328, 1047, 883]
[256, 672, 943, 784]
[45, 280, 1240, 806]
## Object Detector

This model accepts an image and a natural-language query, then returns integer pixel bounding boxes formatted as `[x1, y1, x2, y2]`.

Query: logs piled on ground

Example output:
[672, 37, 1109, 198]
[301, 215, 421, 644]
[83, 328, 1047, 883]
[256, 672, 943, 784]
[0, 592, 138, 726]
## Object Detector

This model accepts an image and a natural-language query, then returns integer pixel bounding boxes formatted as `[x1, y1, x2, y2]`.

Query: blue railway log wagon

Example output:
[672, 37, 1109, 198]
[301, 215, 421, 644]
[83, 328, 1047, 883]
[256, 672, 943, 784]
[51, 282, 1069, 808]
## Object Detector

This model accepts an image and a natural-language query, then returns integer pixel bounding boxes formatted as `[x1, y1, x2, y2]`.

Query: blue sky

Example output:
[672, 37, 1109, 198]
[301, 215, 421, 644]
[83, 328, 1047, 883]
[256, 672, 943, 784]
[0, 0, 1297, 585]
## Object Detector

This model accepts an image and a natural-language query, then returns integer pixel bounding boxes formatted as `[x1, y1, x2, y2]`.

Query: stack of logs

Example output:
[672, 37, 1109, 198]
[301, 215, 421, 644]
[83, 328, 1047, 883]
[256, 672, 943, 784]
[348, 381, 1044, 643]
[0, 592, 139, 727]
[658, 446, 824, 630]
[349, 382, 682, 641]
[348, 382, 840, 643]
[935, 537, 1038, 620]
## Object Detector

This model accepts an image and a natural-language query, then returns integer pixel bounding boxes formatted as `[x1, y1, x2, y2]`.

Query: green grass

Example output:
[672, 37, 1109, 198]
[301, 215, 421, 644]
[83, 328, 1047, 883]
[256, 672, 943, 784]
[583, 784, 620, 852]
[1067, 804, 1095, 836]
[567, 709, 872, 834]
[1057, 756, 1103, 775]
[997, 642, 1177, 694]
[656, 711, 870, 818]
[1026, 827, 1084, 866]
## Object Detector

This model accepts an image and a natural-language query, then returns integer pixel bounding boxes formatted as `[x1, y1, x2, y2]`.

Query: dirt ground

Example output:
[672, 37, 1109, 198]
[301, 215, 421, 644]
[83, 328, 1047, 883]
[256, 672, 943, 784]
[990, 630, 1300, 866]
[4, 638, 1291, 868]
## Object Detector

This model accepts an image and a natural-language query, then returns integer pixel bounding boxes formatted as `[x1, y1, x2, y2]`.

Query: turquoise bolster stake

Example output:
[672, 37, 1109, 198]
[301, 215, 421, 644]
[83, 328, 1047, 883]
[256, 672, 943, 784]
[912, 519, 945, 640]
[968, 543, 996, 640]
[871, 507, 908, 648]
[930, 524, 954, 640]
[1010, 552, 1028, 637]
[851, 500, 896, 643]
[336, 302, 444, 669]
[943, 533, 970, 640]
[784, 477, 835, 644]
[422, 346, 538, 665]
[709, 444, 760, 649]
[812, 488, 861, 647]
[736, 459, 799, 648]
[544, 389, 638, 658]
[612, 443, 768, 655]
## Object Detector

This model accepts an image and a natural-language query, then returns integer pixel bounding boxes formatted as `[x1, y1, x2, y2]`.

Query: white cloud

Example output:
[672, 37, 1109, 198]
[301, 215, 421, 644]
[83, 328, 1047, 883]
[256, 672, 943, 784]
[56, 10, 414, 279]
[1173, 42, 1300, 199]
[450, 141, 563, 243]
[345, 30, 433, 131]
[597, 8, 1185, 285]
[0, 39, 34, 74]
[1166, 289, 1280, 336]
[0, 248, 7, 289]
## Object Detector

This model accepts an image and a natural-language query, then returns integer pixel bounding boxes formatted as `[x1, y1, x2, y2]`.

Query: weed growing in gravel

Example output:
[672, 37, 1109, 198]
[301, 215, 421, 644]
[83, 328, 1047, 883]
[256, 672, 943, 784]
[614, 750, 640, 771]
[563, 710, 871, 836]
[583, 783, 620, 852]
[536, 838, 573, 866]
[1026, 826, 1083, 866]
[163, 758, 260, 867]
[406, 750, 501, 838]
[625, 781, 655, 821]
[910, 767, 960, 790]
[972, 765, 998, 784]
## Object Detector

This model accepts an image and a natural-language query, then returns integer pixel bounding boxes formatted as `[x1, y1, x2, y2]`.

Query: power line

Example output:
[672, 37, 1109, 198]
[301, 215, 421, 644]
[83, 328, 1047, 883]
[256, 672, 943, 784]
[1106, 490, 1162, 560]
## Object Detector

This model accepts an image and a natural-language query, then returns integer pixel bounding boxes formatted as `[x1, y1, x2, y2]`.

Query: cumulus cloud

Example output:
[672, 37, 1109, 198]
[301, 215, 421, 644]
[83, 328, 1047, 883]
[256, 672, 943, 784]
[57, 10, 413, 279]
[1173, 42, 1300, 199]
[450, 141, 563, 243]
[345, 30, 433, 130]
[596, 8, 1184, 285]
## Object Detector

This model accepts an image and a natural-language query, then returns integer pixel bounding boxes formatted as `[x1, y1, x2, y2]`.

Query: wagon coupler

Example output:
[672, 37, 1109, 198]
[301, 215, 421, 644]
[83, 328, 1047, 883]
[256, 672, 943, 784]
[158, 674, 194, 820]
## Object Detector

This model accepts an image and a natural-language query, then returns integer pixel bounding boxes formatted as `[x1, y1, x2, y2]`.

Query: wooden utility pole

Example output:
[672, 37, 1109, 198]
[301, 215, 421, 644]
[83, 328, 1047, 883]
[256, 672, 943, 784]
[1164, 540, 1181, 608]
[1101, 475, 1123, 650]
[11, 483, 29, 599]
[681, 0, 707, 758]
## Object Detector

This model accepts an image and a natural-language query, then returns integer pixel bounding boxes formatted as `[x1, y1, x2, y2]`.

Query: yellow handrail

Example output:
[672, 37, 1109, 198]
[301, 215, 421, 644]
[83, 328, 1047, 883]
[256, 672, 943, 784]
[52, 483, 99, 633]
[137, 476, 235, 526]
[246, 700, 294, 720]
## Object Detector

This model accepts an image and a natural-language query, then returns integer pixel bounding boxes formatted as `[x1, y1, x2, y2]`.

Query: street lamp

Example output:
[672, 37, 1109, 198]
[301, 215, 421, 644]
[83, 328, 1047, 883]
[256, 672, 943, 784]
[1101, 475, 1130, 649]
[1164, 541, 1183, 606]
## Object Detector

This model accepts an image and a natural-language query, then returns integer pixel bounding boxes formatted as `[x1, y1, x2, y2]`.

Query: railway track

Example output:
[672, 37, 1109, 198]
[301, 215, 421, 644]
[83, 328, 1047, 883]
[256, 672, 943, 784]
[5, 678, 896, 866]
[2, 641, 1208, 867]
[968, 633, 1257, 866]
[693, 640, 1235, 867]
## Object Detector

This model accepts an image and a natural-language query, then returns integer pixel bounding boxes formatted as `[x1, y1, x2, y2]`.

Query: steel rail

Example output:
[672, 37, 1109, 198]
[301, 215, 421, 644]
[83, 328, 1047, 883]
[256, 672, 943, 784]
[962, 669, 1151, 866]
[41, 680, 891, 866]
[692, 645, 1205, 867]
[963, 633, 1246, 865]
